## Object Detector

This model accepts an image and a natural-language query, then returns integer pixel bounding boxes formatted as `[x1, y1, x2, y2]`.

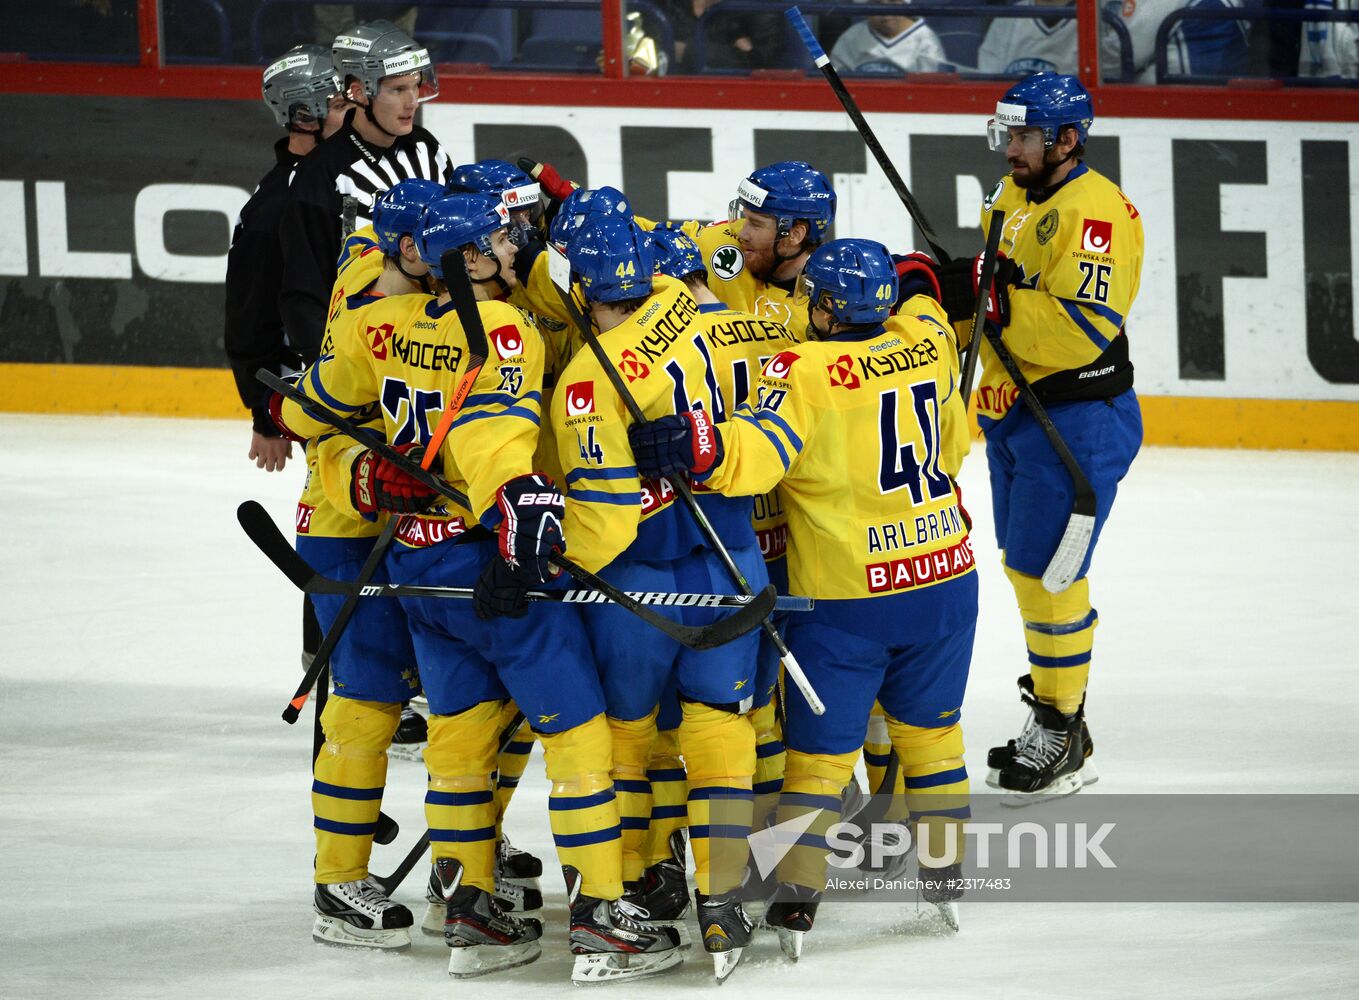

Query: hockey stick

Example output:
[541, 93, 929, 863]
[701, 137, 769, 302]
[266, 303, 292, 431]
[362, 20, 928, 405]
[274, 249, 491, 726]
[251, 378, 778, 651]
[957, 210, 1007, 407]
[240, 502, 810, 610]
[787, 13, 1096, 593]
[785, 6, 952, 264]
[546, 264, 825, 715]
[371, 709, 528, 895]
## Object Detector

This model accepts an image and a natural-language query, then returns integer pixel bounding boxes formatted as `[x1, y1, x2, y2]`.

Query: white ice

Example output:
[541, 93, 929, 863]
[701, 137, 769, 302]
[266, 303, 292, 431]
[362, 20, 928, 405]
[3, 413, 1357, 999]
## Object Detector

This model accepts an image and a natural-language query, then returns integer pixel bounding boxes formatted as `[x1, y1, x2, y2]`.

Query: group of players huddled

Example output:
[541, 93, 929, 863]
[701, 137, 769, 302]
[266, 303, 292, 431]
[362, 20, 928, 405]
[224, 17, 1144, 987]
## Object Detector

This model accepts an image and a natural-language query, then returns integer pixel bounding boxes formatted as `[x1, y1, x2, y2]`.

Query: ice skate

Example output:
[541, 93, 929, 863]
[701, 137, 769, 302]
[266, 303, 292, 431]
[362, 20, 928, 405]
[422, 863, 544, 936]
[497, 835, 543, 889]
[567, 867, 683, 984]
[695, 891, 753, 984]
[987, 675, 1098, 789]
[994, 682, 1087, 806]
[436, 858, 543, 978]
[857, 821, 914, 881]
[311, 877, 413, 951]
[917, 862, 963, 932]
[388, 703, 427, 762]
[762, 883, 821, 962]
[624, 830, 692, 948]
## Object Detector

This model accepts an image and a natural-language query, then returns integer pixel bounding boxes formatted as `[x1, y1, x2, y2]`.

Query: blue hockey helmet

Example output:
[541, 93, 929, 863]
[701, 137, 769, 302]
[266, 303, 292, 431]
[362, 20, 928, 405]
[549, 186, 634, 252]
[416, 192, 511, 279]
[988, 72, 1094, 150]
[569, 216, 654, 304]
[447, 159, 542, 228]
[801, 239, 898, 328]
[647, 227, 706, 282]
[372, 178, 446, 256]
[730, 161, 836, 245]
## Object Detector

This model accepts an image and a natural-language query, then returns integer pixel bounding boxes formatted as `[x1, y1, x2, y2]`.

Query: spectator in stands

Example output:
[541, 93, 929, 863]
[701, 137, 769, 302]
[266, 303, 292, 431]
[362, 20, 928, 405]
[830, 5, 948, 74]
[658, 0, 787, 72]
[975, 0, 1248, 81]
[1300, 0, 1358, 76]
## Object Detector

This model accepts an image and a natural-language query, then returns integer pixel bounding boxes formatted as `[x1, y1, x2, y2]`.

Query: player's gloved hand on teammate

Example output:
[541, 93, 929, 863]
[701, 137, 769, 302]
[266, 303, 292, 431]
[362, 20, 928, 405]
[936, 252, 1015, 327]
[894, 251, 943, 307]
[628, 409, 724, 481]
[516, 158, 578, 202]
[350, 442, 440, 516]
[472, 557, 533, 620]
[494, 474, 566, 583]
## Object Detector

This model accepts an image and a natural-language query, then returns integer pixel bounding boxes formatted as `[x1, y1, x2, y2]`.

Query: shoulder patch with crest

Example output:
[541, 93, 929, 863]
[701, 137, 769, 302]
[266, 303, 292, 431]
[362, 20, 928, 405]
[982, 179, 1005, 212]
[1036, 209, 1059, 245]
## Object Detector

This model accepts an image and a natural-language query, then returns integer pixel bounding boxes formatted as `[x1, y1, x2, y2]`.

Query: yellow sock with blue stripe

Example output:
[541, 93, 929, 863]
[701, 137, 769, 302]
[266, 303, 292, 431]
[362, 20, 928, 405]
[864, 702, 908, 823]
[493, 701, 535, 836]
[885, 717, 969, 869]
[641, 724, 687, 869]
[773, 749, 858, 891]
[608, 711, 658, 884]
[1007, 565, 1096, 715]
[750, 700, 786, 829]
[541, 714, 623, 900]
[313, 696, 401, 884]
[681, 701, 756, 896]
[424, 701, 501, 893]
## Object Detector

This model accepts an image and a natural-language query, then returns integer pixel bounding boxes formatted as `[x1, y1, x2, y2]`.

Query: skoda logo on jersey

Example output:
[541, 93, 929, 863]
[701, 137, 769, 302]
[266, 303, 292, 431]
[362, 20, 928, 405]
[489, 324, 522, 360]
[565, 381, 595, 415]
[983, 179, 1005, 212]
[710, 245, 744, 281]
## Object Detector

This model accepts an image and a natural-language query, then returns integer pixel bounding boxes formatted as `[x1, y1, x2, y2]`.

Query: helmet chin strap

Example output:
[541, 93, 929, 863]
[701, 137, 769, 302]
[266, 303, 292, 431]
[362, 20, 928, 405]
[468, 252, 511, 298]
[360, 94, 400, 139]
[752, 224, 806, 284]
[394, 254, 430, 293]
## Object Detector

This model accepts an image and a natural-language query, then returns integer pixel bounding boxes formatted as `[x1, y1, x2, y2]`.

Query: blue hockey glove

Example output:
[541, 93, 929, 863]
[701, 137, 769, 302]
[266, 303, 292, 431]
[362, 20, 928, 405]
[494, 473, 565, 584]
[628, 409, 724, 481]
[472, 556, 532, 621]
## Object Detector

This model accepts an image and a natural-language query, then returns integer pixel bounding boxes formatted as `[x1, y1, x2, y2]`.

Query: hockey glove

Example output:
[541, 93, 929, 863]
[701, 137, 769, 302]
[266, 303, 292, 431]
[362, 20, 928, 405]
[494, 473, 566, 584]
[894, 251, 943, 307]
[472, 556, 532, 621]
[350, 442, 440, 516]
[937, 252, 1015, 327]
[627, 409, 724, 481]
[516, 158, 578, 202]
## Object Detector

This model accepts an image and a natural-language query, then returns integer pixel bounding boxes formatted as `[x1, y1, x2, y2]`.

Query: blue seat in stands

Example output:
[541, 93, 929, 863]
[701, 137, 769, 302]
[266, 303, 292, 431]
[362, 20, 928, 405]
[416, 6, 516, 66]
[518, 7, 603, 70]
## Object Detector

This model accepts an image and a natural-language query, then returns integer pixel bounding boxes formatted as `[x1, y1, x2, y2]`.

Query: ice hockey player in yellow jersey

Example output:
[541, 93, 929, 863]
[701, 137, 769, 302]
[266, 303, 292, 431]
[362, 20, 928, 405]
[931, 73, 1143, 803]
[552, 215, 771, 982]
[267, 177, 441, 954]
[628, 239, 978, 957]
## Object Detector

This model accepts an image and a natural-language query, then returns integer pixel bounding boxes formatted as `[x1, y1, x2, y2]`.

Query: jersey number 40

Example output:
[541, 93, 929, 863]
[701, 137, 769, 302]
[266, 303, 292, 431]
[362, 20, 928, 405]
[878, 381, 951, 505]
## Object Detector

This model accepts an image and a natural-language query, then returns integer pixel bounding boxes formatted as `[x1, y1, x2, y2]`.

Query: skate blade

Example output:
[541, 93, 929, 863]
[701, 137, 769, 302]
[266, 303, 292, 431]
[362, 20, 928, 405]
[712, 946, 745, 984]
[311, 914, 411, 952]
[447, 939, 542, 978]
[933, 900, 960, 932]
[999, 771, 1083, 808]
[650, 919, 691, 950]
[387, 741, 427, 763]
[775, 927, 804, 962]
[989, 760, 1098, 789]
[421, 900, 445, 937]
[570, 946, 683, 984]
[985, 767, 1002, 789]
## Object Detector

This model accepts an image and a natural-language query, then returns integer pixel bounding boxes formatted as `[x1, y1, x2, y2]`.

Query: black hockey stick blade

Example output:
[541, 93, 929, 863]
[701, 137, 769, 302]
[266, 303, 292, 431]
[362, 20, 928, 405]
[238, 500, 319, 592]
[372, 711, 528, 895]
[958, 210, 1008, 408]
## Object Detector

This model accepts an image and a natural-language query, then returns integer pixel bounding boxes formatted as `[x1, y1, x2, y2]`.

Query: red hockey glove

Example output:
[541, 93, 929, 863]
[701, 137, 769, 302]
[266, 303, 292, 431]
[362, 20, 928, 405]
[627, 409, 724, 481]
[894, 251, 943, 306]
[350, 443, 439, 516]
[517, 157, 578, 202]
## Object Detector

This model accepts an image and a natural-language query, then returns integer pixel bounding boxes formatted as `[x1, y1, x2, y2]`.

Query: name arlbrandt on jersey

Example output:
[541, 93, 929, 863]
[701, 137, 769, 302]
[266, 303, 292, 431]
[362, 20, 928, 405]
[865, 502, 965, 555]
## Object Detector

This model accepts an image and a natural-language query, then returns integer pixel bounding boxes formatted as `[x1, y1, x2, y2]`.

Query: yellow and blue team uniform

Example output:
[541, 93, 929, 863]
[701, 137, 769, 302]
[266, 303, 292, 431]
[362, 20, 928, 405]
[277, 240, 427, 887]
[284, 290, 623, 901]
[699, 278, 976, 891]
[552, 271, 769, 896]
[975, 161, 1143, 715]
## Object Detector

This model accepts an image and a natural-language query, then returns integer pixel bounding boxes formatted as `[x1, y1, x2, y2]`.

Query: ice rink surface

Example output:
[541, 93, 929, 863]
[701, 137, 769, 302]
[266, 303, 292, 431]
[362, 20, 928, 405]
[4, 413, 1357, 999]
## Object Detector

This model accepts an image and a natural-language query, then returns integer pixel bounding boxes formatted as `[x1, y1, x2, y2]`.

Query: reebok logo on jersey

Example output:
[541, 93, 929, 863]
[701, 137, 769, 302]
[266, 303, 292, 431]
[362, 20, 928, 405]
[710, 245, 744, 281]
[565, 381, 595, 415]
[368, 323, 395, 360]
[763, 351, 799, 381]
[619, 349, 650, 382]
[827, 354, 861, 390]
[489, 324, 522, 360]
[1081, 219, 1113, 254]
